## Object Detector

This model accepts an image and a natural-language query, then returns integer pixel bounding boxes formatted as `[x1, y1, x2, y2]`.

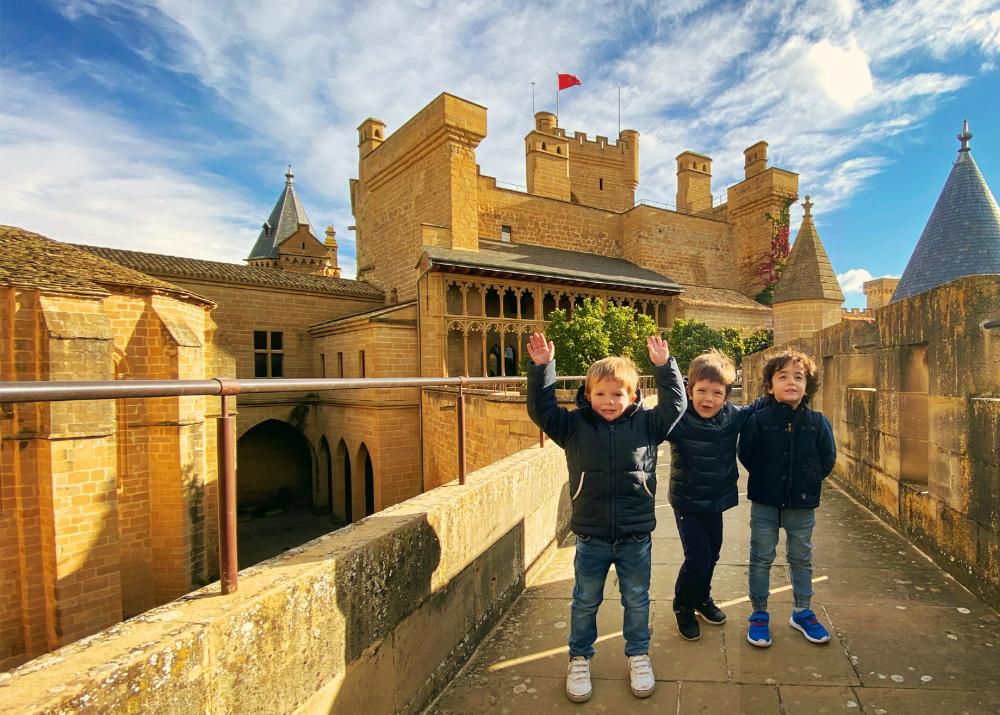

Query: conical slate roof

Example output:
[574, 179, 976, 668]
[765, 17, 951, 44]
[772, 196, 845, 304]
[891, 122, 1000, 303]
[247, 170, 318, 260]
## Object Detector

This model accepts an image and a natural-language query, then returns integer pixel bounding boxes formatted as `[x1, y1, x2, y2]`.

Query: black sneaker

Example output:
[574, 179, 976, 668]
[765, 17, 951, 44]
[695, 599, 727, 625]
[675, 608, 701, 640]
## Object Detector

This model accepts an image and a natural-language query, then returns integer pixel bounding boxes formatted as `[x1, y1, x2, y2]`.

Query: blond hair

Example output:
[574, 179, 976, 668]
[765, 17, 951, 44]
[585, 355, 639, 398]
[688, 349, 737, 396]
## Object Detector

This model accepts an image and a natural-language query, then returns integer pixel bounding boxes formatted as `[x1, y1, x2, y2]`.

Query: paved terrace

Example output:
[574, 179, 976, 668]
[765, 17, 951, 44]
[429, 448, 1000, 714]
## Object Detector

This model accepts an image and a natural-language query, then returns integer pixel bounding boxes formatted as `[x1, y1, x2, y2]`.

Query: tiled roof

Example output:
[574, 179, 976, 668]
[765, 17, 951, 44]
[772, 200, 844, 304]
[247, 172, 320, 260]
[76, 245, 383, 299]
[422, 240, 682, 293]
[892, 127, 1000, 303]
[312, 301, 417, 330]
[678, 285, 771, 311]
[0, 226, 210, 304]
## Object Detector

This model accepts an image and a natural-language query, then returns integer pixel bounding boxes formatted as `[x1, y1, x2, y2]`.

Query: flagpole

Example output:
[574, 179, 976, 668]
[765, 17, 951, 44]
[555, 74, 559, 121]
[531, 82, 535, 117]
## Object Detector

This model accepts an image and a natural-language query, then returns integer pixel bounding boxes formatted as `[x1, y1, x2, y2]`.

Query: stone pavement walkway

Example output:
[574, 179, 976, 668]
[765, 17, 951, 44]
[428, 448, 1000, 714]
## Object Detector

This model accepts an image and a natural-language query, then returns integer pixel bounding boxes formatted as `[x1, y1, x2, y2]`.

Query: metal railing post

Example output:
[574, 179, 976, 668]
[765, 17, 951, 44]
[457, 378, 467, 485]
[215, 381, 240, 594]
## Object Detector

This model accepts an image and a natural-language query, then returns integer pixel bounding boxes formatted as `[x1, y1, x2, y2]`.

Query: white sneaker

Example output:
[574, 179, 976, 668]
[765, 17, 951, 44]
[628, 654, 655, 698]
[565, 656, 592, 702]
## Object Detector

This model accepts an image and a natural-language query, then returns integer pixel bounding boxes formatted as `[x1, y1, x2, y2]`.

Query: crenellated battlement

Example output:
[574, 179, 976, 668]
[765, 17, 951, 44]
[525, 112, 638, 210]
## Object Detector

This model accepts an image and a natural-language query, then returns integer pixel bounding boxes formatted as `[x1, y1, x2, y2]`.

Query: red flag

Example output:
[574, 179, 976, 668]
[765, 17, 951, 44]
[558, 73, 581, 91]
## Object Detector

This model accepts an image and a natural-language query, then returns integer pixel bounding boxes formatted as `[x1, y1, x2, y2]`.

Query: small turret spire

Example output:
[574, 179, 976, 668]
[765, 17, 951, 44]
[285, 165, 294, 184]
[958, 119, 972, 153]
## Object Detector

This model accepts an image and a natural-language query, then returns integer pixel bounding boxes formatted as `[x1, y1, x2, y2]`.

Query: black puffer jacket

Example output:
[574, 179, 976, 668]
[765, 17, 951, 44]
[527, 359, 686, 539]
[666, 399, 762, 514]
[738, 398, 837, 509]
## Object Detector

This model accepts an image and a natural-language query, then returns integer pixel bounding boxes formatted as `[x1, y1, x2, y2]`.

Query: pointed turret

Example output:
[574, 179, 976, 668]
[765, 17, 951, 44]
[247, 169, 333, 275]
[247, 168, 317, 263]
[771, 196, 845, 344]
[891, 120, 1000, 302]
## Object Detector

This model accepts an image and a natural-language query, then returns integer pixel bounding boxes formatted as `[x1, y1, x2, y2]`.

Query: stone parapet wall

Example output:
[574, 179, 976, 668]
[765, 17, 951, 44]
[741, 275, 1000, 609]
[2, 444, 572, 715]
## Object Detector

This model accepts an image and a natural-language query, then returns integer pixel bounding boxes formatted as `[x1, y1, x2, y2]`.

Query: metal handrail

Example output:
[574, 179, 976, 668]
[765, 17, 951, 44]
[0, 373, 589, 594]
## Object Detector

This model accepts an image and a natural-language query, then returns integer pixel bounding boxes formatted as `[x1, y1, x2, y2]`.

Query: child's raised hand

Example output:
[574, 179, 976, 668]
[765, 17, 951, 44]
[647, 335, 670, 366]
[527, 332, 555, 365]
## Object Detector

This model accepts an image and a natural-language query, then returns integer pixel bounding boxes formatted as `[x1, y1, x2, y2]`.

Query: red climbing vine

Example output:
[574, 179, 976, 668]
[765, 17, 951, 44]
[753, 193, 797, 305]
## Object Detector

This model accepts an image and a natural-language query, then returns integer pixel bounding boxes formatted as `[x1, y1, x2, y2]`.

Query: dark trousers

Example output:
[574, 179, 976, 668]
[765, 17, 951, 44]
[673, 511, 723, 610]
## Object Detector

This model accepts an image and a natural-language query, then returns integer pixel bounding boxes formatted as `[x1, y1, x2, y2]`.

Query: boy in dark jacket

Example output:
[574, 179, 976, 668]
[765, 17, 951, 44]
[739, 349, 837, 648]
[526, 333, 686, 703]
[666, 349, 761, 641]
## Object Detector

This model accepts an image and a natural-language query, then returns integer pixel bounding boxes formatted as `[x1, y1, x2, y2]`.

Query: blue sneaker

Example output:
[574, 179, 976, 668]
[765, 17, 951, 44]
[789, 609, 830, 644]
[747, 611, 771, 647]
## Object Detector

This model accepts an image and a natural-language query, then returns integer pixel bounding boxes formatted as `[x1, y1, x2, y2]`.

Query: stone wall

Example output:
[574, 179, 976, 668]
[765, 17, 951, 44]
[0, 286, 219, 671]
[161, 277, 380, 381]
[742, 275, 1000, 609]
[2, 443, 573, 715]
[421, 387, 567, 490]
[477, 176, 621, 256]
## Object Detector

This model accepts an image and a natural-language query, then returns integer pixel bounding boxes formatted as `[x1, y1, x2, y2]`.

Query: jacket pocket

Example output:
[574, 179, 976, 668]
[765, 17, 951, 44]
[570, 471, 587, 502]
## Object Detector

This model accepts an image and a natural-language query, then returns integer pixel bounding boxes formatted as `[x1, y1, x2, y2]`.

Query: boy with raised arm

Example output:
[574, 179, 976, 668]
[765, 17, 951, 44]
[526, 333, 686, 703]
[666, 349, 764, 641]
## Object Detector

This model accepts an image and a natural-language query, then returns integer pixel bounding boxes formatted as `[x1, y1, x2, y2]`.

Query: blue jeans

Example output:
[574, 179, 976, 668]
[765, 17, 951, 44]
[569, 533, 651, 659]
[748, 502, 816, 612]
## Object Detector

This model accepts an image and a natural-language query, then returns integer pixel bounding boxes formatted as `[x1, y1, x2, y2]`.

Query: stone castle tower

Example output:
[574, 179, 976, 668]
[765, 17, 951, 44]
[524, 111, 639, 211]
[247, 170, 341, 277]
[892, 120, 1000, 302]
[771, 196, 845, 344]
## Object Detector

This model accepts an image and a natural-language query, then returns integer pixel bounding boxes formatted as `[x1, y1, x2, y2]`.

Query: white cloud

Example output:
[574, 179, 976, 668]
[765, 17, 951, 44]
[806, 39, 874, 109]
[0, 71, 259, 264]
[5, 0, 999, 278]
[837, 268, 874, 294]
[837, 269, 901, 294]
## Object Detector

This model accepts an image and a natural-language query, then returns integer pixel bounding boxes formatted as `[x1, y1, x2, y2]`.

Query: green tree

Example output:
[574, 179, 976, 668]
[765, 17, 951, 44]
[664, 319, 727, 374]
[665, 320, 774, 372]
[604, 302, 657, 373]
[742, 328, 774, 358]
[541, 298, 656, 375]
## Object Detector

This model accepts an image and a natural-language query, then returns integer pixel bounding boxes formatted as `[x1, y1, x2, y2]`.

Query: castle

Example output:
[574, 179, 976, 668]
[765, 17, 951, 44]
[3, 93, 997, 671]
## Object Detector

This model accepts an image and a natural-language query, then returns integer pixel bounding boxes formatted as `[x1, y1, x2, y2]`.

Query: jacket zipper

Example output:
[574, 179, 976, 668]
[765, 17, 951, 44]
[609, 424, 616, 540]
[786, 420, 793, 506]
[572, 472, 586, 501]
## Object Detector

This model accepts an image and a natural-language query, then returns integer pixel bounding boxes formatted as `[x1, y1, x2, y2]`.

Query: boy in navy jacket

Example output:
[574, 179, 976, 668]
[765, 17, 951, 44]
[666, 349, 763, 641]
[739, 349, 837, 648]
[526, 333, 686, 703]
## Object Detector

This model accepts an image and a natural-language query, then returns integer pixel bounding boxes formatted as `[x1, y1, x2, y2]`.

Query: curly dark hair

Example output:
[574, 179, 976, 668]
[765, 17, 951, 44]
[761, 349, 820, 403]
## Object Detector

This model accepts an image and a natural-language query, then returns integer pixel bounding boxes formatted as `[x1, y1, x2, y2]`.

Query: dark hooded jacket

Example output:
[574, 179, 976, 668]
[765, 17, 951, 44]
[738, 397, 837, 509]
[527, 359, 686, 539]
[666, 398, 764, 514]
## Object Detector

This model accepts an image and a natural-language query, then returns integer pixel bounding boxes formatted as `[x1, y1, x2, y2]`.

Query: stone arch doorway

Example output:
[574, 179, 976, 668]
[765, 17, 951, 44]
[334, 439, 352, 524]
[359, 443, 375, 517]
[236, 420, 312, 513]
[319, 436, 333, 518]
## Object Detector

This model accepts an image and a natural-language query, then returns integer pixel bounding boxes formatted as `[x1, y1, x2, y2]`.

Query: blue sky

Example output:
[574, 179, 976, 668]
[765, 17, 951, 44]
[2, 1, 998, 309]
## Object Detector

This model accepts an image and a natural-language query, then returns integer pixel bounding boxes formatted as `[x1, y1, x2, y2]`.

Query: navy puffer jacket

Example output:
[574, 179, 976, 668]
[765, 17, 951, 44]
[666, 399, 762, 514]
[738, 398, 837, 509]
[527, 359, 686, 539]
